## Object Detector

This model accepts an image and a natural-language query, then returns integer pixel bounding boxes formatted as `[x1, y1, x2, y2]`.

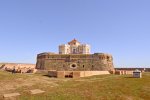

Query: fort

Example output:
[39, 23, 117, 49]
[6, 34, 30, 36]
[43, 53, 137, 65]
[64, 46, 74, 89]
[36, 39, 114, 78]
[36, 53, 114, 71]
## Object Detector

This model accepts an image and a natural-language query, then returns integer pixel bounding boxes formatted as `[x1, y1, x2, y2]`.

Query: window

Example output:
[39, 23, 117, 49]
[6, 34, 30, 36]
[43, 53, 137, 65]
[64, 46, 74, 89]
[73, 49, 76, 53]
[72, 64, 76, 68]
[70, 63, 77, 69]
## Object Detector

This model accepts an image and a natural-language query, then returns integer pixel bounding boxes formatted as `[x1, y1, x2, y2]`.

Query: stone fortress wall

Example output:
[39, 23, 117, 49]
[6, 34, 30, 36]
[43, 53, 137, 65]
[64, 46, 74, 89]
[36, 39, 114, 78]
[36, 53, 114, 71]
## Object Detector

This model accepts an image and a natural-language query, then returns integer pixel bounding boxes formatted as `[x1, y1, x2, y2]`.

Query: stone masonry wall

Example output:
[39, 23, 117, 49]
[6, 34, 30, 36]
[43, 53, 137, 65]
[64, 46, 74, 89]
[36, 53, 114, 71]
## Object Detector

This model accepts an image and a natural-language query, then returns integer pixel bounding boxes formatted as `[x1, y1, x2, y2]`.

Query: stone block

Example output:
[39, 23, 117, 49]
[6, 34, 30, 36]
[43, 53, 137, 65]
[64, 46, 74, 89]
[30, 89, 45, 94]
[115, 71, 122, 75]
[73, 71, 80, 78]
[3, 93, 20, 98]
[48, 70, 57, 77]
[126, 71, 133, 74]
[57, 71, 65, 78]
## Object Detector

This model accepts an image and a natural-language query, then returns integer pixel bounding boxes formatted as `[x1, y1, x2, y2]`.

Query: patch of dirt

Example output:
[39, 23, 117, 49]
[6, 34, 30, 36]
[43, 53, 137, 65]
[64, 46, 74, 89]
[0, 75, 60, 94]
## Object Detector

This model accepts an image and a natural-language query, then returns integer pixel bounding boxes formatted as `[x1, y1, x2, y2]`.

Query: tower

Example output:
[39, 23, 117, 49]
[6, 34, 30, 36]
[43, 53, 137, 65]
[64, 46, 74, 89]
[59, 39, 90, 54]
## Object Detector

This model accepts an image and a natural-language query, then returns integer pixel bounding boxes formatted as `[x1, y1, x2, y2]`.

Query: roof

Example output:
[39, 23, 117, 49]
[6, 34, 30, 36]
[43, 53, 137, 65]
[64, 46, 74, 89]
[68, 38, 80, 45]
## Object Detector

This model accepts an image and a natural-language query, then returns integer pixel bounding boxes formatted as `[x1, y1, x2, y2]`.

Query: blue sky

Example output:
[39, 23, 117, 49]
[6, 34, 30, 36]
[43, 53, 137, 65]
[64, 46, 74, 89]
[0, 0, 150, 67]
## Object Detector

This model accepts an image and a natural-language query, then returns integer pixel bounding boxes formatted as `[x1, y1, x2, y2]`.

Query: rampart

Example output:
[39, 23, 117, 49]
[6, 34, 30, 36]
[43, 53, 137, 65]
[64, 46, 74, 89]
[36, 53, 114, 71]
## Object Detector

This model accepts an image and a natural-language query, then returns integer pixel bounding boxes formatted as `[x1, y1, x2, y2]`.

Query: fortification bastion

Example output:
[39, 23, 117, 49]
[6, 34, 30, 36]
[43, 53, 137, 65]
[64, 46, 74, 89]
[36, 39, 114, 72]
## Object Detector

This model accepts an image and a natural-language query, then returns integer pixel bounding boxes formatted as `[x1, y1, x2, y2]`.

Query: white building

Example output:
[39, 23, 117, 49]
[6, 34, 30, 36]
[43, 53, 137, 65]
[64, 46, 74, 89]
[59, 39, 90, 54]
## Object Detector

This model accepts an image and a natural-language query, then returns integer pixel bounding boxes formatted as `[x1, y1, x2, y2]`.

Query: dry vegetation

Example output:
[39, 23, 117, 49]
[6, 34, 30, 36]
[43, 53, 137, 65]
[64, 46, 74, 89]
[0, 71, 149, 100]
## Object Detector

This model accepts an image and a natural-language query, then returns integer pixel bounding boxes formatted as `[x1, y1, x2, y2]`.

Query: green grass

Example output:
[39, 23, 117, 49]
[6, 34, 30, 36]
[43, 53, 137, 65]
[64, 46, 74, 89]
[0, 71, 150, 100]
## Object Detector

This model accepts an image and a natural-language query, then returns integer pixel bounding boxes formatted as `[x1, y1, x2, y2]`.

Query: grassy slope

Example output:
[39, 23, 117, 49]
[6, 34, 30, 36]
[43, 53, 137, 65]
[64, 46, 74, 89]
[0, 71, 149, 100]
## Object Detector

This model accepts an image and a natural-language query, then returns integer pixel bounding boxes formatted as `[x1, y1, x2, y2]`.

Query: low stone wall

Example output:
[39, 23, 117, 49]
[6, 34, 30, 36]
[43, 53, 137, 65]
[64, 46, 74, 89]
[115, 68, 146, 72]
[145, 68, 150, 72]
[115, 70, 133, 75]
[125, 71, 133, 74]
[57, 71, 65, 78]
[48, 70, 57, 77]
[73, 71, 81, 78]
[48, 71, 110, 78]
[80, 71, 110, 77]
